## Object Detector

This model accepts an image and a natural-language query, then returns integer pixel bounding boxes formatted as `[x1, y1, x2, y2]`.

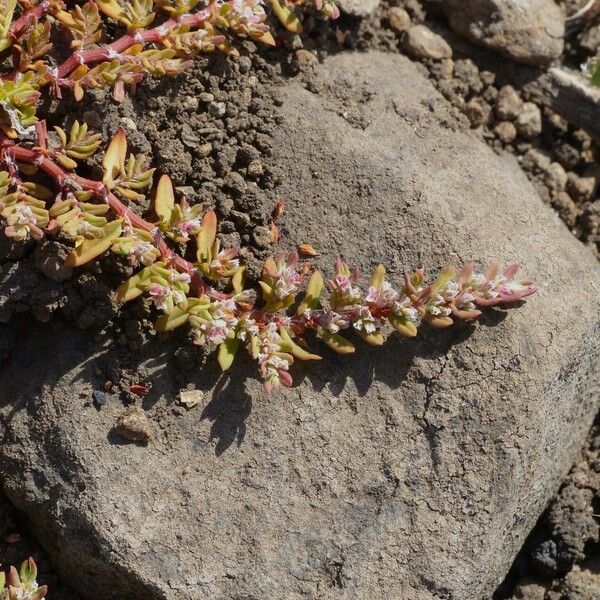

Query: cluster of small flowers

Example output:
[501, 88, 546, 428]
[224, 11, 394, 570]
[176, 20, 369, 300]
[125, 238, 161, 267]
[147, 271, 191, 311]
[174, 216, 201, 239]
[223, 0, 270, 39]
[274, 263, 302, 299]
[4, 203, 43, 241]
[133, 252, 535, 391]
[209, 247, 240, 277]
[193, 297, 239, 344]
[147, 282, 187, 311]
[255, 321, 292, 391]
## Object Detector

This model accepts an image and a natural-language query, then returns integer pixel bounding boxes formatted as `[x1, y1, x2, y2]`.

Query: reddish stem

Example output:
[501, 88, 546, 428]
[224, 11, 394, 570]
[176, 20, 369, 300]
[8, 2, 51, 39]
[4, 139, 210, 291]
[56, 5, 216, 80]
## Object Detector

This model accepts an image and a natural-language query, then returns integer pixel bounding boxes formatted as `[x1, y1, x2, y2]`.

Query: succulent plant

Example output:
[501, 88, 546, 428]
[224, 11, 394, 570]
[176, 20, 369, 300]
[0, 0, 537, 391]
[0, 558, 47, 600]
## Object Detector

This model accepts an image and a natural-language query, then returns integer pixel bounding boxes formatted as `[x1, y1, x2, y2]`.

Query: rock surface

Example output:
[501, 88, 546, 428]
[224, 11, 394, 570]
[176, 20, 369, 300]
[402, 24, 453, 60]
[525, 67, 600, 143]
[336, 0, 379, 17]
[441, 0, 565, 67]
[1, 52, 600, 600]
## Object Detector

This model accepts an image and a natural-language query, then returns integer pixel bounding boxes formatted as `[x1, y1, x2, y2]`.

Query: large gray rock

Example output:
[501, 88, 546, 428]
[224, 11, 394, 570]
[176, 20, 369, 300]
[441, 0, 565, 66]
[1, 52, 600, 600]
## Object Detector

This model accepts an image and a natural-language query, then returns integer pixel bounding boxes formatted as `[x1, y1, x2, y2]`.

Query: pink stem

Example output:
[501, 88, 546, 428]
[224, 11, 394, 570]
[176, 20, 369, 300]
[56, 5, 217, 79]
[8, 1, 51, 39]
[4, 139, 211, 293]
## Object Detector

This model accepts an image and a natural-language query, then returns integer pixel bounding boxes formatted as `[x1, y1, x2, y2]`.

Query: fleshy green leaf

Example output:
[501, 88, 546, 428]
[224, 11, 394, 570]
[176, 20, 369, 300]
[390, 315, 417, 338]
[196, 209, 217, 262]
[218, 336, 241, 371]
[115, 267, 153, 303]
[319, 328, 356, 355]
[432, 266, 456, 293]
[370, 264, 386, 289]
[19, 558, 36, 586]
[270, 0, 303, 33]
[358, 330, 385, 346]
[0, 0, 17, 53]
[154, 173, 175, 224]
[102, 128, 127, 183]
[297, 271, 323, 315]
[65, 219, 123, 266]
[279, 327, 321, 361]
[231, 267, 246, 293]
[155, 305, 190, 331]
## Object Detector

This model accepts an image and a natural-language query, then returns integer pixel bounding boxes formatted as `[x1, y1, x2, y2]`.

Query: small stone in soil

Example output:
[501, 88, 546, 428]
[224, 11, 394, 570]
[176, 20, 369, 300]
[545, 162, 568, 193]
[567, 172, 597, 203]
[92, 390, 108, 408]
[495, 121, 517, 144]
[181, 96, 199, 111]
[464, 98, 491, 128]
[179, 389, 204, 410]
[208, 101, 227, 117]
[247, 160, 264, 177]
[495, 86, 523, 121]
[388, 7, 412, 33]
[294, 49, 318, 69]
[523, 148, 552, 173]
[402, 25, 453, 60]
[336, 0, 380, 16]
[253, 225, 272, 248]
[515, 102, 542, 140]
[114, 407, 153, 443]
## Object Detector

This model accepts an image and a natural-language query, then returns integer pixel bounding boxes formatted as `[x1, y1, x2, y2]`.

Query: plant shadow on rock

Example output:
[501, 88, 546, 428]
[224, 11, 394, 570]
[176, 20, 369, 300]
[0, 304, 511, 457]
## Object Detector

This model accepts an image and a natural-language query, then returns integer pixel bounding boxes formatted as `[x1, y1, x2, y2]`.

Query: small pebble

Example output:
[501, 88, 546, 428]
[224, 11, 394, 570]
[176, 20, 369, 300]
[516, 102, 542, 140]
[179, 389, 204, 409]
[238, 56, 252, 74]
[208, 101, 227, 117]
[197, 142, 212, 158]
[464, 98, 491, 128]
[545, 162, 568, 193]
[181, 96, 199, 111]
[295, 49, 319, 68]
[402, 25, 453, 60]
[119, 117, 137, 131]
[494, 121, 517, 144]
[495, 85, 523, 121]
[114, 406, 153, 443]
[247, 160, 264, 177]
[388, 7, 412, 33]
[92, 390, 107, 407]
[253, 226, 272, 248]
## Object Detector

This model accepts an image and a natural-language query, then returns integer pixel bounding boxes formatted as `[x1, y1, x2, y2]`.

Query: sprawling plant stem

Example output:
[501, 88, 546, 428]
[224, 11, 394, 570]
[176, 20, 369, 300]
[0, 0, 537, 391]
[9, 2, 51, 38]
[54, 6, 216, 80]
[3, 134, 206, 287]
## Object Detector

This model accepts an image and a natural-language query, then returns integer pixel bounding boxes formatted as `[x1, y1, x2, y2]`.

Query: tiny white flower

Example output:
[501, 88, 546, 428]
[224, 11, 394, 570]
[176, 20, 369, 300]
[353, 306, 377, 334]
